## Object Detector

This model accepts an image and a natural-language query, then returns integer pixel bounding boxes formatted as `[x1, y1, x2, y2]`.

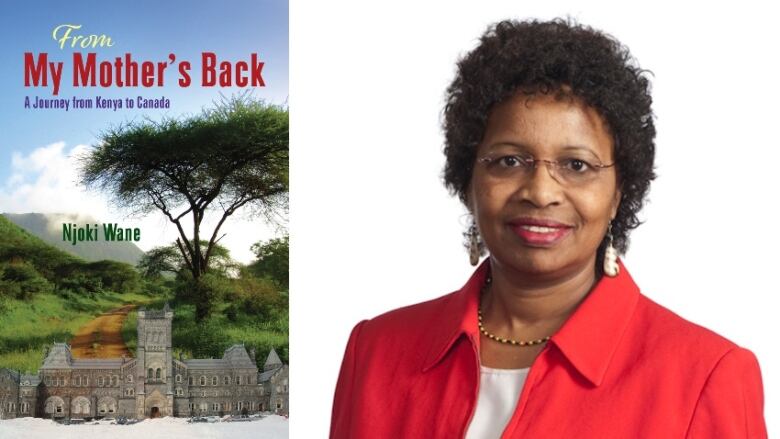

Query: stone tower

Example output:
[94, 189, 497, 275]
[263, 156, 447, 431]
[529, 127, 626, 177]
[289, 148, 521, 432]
[135, 303, 174, 418]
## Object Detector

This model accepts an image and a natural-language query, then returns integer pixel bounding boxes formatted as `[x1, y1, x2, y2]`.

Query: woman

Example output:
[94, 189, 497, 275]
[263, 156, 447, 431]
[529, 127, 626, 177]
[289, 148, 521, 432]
[330, 19, 766, 438]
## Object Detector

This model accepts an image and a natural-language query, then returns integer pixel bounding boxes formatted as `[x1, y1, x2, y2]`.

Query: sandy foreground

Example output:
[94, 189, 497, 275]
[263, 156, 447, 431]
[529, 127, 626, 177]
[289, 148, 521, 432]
[0, 415, 288, 439]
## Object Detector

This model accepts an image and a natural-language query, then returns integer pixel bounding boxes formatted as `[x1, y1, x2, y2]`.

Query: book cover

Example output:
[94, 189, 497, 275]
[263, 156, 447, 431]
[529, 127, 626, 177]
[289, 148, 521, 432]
[0, 1, 288, 437]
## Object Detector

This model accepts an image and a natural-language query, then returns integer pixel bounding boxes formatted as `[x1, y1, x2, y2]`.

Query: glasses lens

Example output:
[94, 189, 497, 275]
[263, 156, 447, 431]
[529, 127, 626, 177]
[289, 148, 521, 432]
[555, 158, 600, 185]
[482, 154, 533, 178]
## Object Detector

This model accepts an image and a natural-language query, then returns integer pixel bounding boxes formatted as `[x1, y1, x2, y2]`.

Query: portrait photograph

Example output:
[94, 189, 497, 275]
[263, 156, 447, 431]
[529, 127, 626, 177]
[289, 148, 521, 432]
[291, 1, 778, 438]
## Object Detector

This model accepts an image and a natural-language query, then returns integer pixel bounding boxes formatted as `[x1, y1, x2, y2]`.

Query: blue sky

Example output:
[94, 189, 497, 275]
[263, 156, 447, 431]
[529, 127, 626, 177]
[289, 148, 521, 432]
[0, 0, 288, 262]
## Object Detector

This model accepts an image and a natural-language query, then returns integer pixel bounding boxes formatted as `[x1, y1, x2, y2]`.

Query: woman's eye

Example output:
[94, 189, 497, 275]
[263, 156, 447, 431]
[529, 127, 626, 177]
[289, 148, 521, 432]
[497, 155, 527, 167]
[563, 159, 592, 172]
[498, 156, 519, 166]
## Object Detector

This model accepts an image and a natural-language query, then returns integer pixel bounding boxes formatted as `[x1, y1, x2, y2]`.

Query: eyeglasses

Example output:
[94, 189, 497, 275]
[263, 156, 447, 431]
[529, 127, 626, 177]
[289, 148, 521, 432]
[476, 153, 615, 186]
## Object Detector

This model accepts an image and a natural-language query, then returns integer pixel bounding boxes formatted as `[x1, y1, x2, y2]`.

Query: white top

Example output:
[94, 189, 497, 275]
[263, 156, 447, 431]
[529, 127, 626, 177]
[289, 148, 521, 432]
[465, 366, 530, 439]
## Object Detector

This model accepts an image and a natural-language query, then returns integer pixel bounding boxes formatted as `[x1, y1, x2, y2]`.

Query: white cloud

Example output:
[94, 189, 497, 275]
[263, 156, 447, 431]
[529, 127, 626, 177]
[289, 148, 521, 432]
[1, 142, 106, 216]
[0, 142, 279, 263]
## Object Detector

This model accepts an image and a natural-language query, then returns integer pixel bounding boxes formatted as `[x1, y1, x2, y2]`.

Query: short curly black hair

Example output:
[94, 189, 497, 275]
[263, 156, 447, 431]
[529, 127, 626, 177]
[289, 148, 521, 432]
[444, 18, 656, 259]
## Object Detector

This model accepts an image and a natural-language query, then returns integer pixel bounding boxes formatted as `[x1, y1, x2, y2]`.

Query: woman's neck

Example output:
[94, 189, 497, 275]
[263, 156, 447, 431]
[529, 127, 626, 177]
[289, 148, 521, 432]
[482, 257, 598, 329]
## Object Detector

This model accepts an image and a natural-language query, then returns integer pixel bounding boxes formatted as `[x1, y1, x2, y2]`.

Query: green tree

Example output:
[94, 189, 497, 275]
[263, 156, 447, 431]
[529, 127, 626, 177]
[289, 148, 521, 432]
[137, 245, 181, 279]
[249, 235, 288, 290]
[80, 96, 288, 319]
[139, 241, 237, 279]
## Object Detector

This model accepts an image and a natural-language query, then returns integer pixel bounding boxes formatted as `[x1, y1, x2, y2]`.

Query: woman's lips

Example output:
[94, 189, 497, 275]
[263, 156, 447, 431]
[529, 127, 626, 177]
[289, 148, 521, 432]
[508, 219, 573, 247]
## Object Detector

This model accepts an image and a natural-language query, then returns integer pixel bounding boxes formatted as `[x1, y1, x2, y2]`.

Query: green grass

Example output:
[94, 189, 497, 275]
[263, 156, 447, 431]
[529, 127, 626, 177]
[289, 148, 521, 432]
[121, 308, 139, 355]
[0, 290, 157, 372]
[176, 301, 288, 366]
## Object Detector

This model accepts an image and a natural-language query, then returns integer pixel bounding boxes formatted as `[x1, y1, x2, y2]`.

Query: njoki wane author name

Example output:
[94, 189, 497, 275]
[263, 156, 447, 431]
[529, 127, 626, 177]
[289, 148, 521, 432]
[63, 223, 140, 245]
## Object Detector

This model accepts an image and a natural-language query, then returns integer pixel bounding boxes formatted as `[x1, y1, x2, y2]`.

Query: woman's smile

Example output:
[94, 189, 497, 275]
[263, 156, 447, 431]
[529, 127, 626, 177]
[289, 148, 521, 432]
[507, 217, 574, 247]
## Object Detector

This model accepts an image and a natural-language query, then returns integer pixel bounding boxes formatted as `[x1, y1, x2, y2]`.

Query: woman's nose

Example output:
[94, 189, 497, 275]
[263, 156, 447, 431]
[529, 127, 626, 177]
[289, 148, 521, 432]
[514, 162, 564, 207]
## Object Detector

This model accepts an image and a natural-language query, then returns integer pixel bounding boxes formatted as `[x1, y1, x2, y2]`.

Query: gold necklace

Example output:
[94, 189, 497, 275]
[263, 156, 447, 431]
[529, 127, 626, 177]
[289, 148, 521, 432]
[478, 276, 552, 347]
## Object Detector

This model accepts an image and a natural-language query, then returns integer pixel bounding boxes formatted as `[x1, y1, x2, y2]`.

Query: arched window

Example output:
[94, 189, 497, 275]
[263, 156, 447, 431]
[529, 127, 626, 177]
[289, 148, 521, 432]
[45, 397, 65, 415]
[212, 376, 218, 386]
[200, 376, 206, 386]
[176, 374, 182, 383]
[71, 397, 90, 416]
[75, 376, 81, 386]
[223, 376, 230, 385]
[98, 376, 104, 387]
[237, 376, 242, 385]
[189, 376, 194, 386]
[148, 368, 153, 379]
[156, 368, 162, 379]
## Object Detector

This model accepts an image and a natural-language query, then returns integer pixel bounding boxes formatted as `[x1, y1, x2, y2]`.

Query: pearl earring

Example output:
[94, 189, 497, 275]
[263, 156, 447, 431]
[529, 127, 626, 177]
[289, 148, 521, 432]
[468, 219, 480, 266]
[603, 222, 620, 277]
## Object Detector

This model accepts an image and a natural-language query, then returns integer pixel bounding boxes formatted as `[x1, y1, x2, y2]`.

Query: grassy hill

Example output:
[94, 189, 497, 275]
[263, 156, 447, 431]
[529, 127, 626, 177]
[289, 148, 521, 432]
[2, 213, 145, 265]
[0, 215, 151, 371]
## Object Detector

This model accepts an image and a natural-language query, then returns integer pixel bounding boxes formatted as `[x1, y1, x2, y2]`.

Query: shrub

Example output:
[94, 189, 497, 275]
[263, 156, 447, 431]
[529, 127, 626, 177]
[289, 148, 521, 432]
[0, 262, 54, 300]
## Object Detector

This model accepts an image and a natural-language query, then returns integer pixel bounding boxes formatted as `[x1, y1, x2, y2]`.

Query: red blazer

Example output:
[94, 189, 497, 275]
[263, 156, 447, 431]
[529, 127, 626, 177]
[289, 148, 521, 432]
[331, 261, 767, 438]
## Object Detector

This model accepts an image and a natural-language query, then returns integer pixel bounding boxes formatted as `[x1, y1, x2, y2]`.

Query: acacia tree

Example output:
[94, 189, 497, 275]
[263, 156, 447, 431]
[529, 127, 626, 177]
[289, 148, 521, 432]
[80, 96, 288, 319]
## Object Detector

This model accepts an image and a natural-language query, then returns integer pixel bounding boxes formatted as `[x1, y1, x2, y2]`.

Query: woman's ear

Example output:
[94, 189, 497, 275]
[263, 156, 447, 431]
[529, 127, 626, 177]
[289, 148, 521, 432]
[464, 185, 475, 215]
[610, 187, 622, 220]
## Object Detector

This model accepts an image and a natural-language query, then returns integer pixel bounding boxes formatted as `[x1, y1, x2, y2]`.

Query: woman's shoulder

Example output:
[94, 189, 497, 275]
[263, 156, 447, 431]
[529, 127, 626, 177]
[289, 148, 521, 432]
[341, 289, 466, 368]
[633, 292, 749, 360]
[631, 293, 766, 436]
[358, 290, 460, 337]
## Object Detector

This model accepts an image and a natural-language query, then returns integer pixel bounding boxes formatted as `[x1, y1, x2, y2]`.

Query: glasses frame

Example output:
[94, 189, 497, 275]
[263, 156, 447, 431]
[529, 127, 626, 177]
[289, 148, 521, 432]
[476, 154, 616, 186]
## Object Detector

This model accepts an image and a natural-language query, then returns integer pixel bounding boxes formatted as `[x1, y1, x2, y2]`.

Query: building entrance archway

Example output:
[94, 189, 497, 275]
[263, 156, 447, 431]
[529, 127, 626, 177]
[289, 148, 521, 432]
[150, 407, 161, 418]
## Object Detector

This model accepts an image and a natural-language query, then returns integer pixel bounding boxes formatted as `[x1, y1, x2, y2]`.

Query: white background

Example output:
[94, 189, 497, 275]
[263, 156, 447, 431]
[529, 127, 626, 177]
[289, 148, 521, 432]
[291, 1, 780, 436]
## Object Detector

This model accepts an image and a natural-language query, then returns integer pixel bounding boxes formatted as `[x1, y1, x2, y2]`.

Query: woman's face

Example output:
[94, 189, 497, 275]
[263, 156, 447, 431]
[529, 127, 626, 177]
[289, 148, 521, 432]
[469, 93, 621, 278]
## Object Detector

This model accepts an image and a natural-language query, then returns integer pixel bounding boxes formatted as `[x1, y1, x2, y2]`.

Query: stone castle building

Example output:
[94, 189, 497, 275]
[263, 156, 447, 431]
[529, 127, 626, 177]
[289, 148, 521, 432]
[0, 304, 288, 420]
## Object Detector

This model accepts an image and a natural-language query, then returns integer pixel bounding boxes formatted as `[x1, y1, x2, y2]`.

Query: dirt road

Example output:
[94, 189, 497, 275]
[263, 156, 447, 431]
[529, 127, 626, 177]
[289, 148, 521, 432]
[70, 304, 136, 358]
